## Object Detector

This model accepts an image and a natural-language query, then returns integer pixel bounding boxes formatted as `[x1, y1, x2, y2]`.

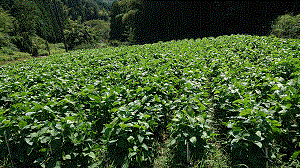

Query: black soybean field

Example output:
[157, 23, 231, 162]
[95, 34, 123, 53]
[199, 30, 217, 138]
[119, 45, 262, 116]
[0, 35, 300, 167]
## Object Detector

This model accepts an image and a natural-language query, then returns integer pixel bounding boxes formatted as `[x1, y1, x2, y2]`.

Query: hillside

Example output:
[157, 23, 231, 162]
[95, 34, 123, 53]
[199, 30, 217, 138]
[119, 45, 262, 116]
[0, 0, 111, 63]
[0, 35, 299, 167]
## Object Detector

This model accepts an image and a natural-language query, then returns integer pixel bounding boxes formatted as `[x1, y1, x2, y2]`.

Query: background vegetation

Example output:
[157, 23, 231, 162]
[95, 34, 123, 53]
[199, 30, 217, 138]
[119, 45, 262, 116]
[1, 1, 300, 64]
[272, 14, 300, 39]
[109, 1, 300, 44]
[0, 0, 112, 64]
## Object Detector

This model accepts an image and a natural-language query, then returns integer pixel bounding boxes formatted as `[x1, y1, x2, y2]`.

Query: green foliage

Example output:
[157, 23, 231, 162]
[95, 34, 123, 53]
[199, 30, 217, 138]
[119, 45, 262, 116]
[272, 14, 300, 39]
[0, 9, 33, 64]
[109, 1, 126, 41]
[84, 19, 110, 41]
[0, 8, 15, 50]
[61, 0, 110, 22]
[11, 0, 39, 35]
[64, 18, 111, 50]
[11, 33, 39, 56]
[0, 8, 15, 34]
[102, 103, 158, 167]
[34, 0, 68, 43]
[1, 35, 300, 167]
[0, 0, 111, 57]
[0, 0, 51, 56]
[110, 0, 143, 43]
[0, 32, 12, 50]
[167, 110, 211, 167]
[0, 47, 31, 64]
[64, 18, 95, 50]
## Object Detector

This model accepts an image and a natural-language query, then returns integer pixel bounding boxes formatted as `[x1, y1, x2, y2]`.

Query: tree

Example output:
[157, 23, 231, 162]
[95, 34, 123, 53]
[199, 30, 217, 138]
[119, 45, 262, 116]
[0, 8, 15, 49]
[110, 1, 300, 45]
[0, 8, 15, 34]
[109, 0, 144, 43]
[10, 0, 39, 35]
[109, 1, 126, 41]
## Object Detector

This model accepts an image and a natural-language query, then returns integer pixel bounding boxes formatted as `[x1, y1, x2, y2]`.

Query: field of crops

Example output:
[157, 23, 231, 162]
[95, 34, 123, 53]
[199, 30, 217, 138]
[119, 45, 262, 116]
[0, 35, 300, 167]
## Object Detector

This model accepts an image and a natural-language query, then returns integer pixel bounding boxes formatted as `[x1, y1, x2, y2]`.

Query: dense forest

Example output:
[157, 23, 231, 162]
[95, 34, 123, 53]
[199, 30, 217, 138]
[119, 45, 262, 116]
[110, 1, 300, 44]
[1, 1, 300, 60]
[0, 0, 112, 58]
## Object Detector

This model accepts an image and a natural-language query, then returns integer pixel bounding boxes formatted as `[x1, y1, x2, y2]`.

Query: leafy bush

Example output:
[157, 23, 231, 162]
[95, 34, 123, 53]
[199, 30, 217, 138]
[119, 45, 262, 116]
[84, 19, 110, 42]
[0, 8, 15, 50]
[102, 102, 158, 167]
[11, 33, 38, 56]
[272, 14, 300, 39]
[167, 110, 211, 167]
[0, 32, 11, 49]
[64, 19, 96, 50]
[0, 8, 15, 33]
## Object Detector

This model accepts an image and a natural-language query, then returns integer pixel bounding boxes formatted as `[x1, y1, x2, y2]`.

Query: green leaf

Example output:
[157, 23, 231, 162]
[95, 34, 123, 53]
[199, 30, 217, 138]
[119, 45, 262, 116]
[168, 139, 176, 147]
[282, 95, 291, 101]
[240, 109, 252, 116]
[119, 123, 128, 129]
[198, 103, 206, 110]
[127, 136, 134, 143]
[3, 120, 10, 125]
[88, 152, 96, 159]
[18, 120, 27, 129]
[63, 154, 71, 160]
[105, 124, 113, 128]
[233, 99, 244, 104]
[141, 143, 148, 150]
[121, 117, 132, 122]
[144, 86, 151, 91]
[133, 124, 140, 128]
[269, 119, 281, 127]
[154, 94, 161, 102]
[137, 134, 144, 143]
[40, 148, 47, 152]
[189, 136, 197, 144]
[25, 138, 33, 145]
[292, 151, 300, 159]
[143, 114, 151, 118]
[128, 151, 137, 158]
[23, 116, 31, 120]
[254, 141, 262, 148]
[286, 103, 292, 109]
[136, 86, 143, 93]
[43, 105, 53, 112]
[65, 116, 76, 122]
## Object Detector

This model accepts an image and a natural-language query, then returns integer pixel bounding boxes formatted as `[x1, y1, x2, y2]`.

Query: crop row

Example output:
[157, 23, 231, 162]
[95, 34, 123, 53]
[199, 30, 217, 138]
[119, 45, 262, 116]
[0, 35, 299, 167]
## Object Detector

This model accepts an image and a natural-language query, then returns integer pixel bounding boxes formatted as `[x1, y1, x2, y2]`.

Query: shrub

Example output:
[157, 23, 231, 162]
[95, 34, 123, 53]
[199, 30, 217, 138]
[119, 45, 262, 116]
[0, 32, 11, 49]
[0, 8, 15, 33]
[11, 33, 38, 56]
[84, 19, 110, 41]
[64, 19, 96, 50]
[271, 14, 300, 39]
